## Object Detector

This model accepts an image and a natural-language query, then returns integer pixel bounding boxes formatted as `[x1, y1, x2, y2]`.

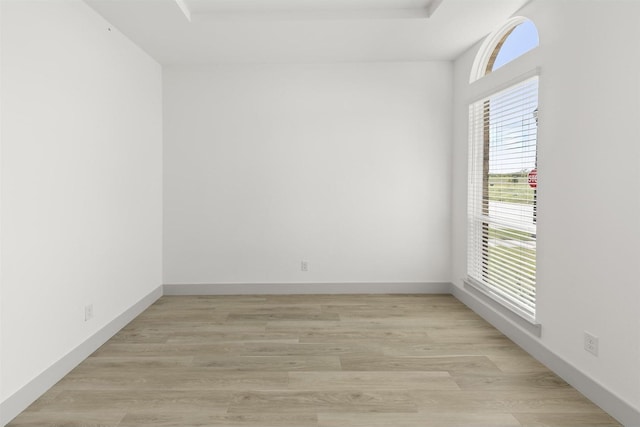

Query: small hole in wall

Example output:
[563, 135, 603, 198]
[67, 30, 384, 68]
[108, 27, 112, 32]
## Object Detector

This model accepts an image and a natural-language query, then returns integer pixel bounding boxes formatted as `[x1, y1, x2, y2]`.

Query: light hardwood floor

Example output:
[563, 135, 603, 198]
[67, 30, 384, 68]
[9, 294, 620, 426]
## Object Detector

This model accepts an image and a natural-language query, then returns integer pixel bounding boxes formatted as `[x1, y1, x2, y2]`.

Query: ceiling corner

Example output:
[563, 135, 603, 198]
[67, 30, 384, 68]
[174, 0, 192, 22]
[427, 0, 445, 17]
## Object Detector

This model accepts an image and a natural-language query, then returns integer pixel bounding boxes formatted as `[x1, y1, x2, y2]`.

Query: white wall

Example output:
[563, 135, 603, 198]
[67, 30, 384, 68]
[1, 0, 162, 405]
[0, 0, 4, 413]
[164, 63, 452, 286]
[452, 0, 640, 414]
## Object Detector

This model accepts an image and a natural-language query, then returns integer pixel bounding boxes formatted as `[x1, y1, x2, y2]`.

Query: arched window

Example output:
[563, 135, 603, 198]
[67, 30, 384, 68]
[488, 20, 539, 73]
[467, 18, 540, 323]
[471, 17, 539, 82]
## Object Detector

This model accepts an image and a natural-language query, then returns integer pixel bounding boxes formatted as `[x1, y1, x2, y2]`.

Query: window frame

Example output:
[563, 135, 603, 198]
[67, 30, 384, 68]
[467, 73, 540, 324]
[466, 16, 542, 329]
[470, 16, 538, 83]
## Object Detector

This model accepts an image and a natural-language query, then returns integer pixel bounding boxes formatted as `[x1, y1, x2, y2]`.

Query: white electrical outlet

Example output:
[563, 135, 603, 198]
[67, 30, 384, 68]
[84, 304, 94, 322]
[301, 260, 309, 272]
[584, 331, 598, 356]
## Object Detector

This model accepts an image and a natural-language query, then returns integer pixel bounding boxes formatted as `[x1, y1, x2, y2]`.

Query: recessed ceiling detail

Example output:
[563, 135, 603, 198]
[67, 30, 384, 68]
[177, 0, 445, 21]
[84, 0, 530, 65]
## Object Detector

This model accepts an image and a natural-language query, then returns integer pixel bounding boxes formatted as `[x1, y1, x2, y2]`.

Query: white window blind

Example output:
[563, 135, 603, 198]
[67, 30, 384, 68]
[467, 76, 539, 321]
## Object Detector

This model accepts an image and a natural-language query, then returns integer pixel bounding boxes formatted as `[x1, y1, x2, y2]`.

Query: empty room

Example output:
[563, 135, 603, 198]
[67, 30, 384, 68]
[1, 0, 639, 426]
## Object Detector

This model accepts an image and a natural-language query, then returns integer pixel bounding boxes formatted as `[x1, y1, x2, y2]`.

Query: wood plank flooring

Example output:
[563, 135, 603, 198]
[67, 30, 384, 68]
[8, 294, 621, 426]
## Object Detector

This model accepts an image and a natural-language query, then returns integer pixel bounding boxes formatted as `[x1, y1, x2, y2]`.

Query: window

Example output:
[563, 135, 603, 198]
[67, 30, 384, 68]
[470, 17, 539, 83]
[467, 18, 540, 322]
[487, 20, 539, 74]
[468, 77, 538, 321]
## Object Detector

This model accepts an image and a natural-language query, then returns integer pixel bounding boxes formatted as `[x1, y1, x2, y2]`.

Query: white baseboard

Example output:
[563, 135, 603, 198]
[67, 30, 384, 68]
[0, 286, 163, 427]
[3, 282, 638, 427]
[451, 284, 640, 427]
[163, 282, 452, 295]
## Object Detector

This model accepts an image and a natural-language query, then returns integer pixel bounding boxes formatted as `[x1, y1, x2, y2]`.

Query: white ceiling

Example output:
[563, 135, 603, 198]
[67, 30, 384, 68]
[84, 0, 531, 65]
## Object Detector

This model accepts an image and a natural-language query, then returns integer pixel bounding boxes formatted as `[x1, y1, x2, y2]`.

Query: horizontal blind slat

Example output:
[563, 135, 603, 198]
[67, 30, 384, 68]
[468, 75, 538, 319]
